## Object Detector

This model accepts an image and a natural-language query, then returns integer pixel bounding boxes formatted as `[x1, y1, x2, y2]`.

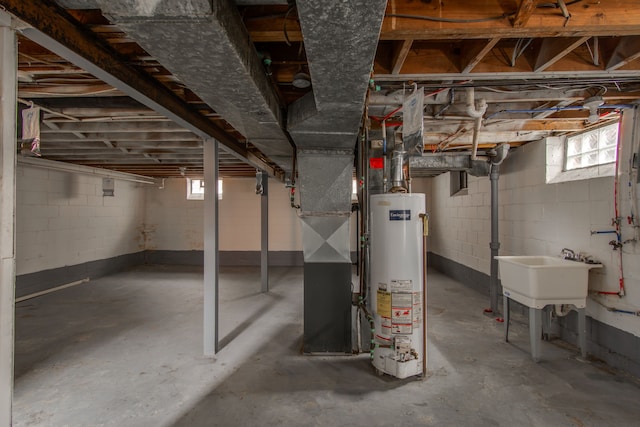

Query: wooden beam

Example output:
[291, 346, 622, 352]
[246, 1, 640, 43]
[534, 36, 591, 72]
[424, 119, 588, 134]
[606, 36, 640, 71]
[41, 132, 201, 142]
[461, 37, 500, 74]
[373, 69, 640, 82]
[391, 39, 413, 75]
[378, 0, 640, 41]
[245, 16, 302, 43]
[512, 0, 538, 27]
[40, 121, 188, 133]
[423, 141, 526, 152]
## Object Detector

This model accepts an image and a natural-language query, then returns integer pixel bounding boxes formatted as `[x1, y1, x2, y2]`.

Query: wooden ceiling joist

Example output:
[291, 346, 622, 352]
[606, 36, 640, 71]
[512, 0, 538, 28]
[3, 0, 279, 178]
[391, 39, 413, 75]
[40, 121, 189, 134]
[461, 37, 501, 74]
[534, 36, 591, 72]
[8, 0, 640, 175]
[378, 0, 640, 40]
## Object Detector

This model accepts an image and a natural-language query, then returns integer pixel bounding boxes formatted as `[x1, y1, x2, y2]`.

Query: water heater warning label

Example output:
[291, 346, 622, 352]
[389, 210, 411, 221]
[390, 279, 412, 292]
[376, 289, 391, 318]
[391, 292, 413, 334]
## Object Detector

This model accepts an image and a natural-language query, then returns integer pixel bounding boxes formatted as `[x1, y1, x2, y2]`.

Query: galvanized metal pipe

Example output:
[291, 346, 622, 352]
[391, 150, 406, 190]
[489, 164, 501, 313]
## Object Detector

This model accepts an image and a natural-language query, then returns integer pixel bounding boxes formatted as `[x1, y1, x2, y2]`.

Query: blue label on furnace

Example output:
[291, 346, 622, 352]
[389, 209, 411, 221]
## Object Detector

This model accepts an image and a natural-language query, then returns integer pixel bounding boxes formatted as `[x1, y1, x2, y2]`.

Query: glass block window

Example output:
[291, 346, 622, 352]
[565, 123, 619, 171]
[187, 178, 223, 200]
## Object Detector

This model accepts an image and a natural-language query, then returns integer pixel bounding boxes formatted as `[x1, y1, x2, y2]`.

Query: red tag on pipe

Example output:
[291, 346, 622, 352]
[369, 157, 384, 169]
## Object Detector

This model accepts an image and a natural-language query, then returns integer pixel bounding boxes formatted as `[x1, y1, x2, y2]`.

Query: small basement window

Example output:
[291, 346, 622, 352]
[546, 122, 619, 184]
[565, 123, 619, 171]
[450, 170, 468, 196]
[187, 178, 223, 200]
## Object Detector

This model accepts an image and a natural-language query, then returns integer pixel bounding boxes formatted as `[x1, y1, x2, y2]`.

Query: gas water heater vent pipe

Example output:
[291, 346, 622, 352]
[465, 88, 488, 161]
[390, 150, 407, 192]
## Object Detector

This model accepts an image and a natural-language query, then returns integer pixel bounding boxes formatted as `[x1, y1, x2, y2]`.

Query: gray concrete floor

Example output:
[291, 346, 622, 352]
[12, 265, 640, 427]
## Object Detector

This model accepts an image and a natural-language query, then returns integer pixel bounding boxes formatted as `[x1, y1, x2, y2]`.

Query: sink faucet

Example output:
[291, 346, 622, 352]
[561, 248, 576, 260]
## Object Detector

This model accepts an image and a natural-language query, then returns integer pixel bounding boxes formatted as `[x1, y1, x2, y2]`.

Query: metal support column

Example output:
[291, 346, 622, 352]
[204, 139, 219, 356]
[578, 308, 587, 359]
[0, 11, 17, 426]
[489, 164, 501, 313]
[530, 307, 543, 362]
[260, 172, 269, 293]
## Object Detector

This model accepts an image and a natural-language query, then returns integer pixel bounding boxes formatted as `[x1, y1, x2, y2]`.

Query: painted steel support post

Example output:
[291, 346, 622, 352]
[260, 171, 269, 293]
[204, 139, 219, 356]
[578, 308, 587, 359]
[530, 307, 542, 362]
[0, 11, 17, 426]
[489, 164, 501, 313]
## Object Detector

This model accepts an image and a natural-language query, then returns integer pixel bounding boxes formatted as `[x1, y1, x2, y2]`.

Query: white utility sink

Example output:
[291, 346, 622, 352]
[495, 256, 601, 309]
[496, 255, 601, 362]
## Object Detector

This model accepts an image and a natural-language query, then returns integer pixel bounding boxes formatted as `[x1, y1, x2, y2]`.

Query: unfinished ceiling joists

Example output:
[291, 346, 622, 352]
[0, 0, 638, 179]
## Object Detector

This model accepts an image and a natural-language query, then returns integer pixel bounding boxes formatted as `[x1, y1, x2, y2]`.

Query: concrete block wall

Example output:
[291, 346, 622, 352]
[144, 177, 359, 255]
[16, 164, 146, 276]
[427, 172, 491, 275]
[16, 169, 356, 275]
[428, 137, 640, 339]
[144, 177, 304, 252]
[143, 178, 205, 251]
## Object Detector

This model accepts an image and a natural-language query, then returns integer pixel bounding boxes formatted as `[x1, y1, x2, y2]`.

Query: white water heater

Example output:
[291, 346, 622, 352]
[370, 193, 427, 379]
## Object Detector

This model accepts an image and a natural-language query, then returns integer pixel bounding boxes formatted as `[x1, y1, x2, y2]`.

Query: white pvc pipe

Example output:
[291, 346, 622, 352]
[15, 278, 90, 303]
[17, 157, 155, 185]
[471, 117, 483, 161]
[465, 88, 488, 160]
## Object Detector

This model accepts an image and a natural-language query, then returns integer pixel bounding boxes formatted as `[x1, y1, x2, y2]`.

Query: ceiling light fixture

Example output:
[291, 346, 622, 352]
[292, 71, 311, 89]
[583, 96, 604, 124]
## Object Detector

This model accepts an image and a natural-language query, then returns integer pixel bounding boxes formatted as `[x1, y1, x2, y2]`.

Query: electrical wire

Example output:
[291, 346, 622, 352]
[537, 0, 583, 8]
[511, 38, 533, 67]
[385, 1, 583, 24]
[283, 5, 295, 47]
[386, 13, 513, 24]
